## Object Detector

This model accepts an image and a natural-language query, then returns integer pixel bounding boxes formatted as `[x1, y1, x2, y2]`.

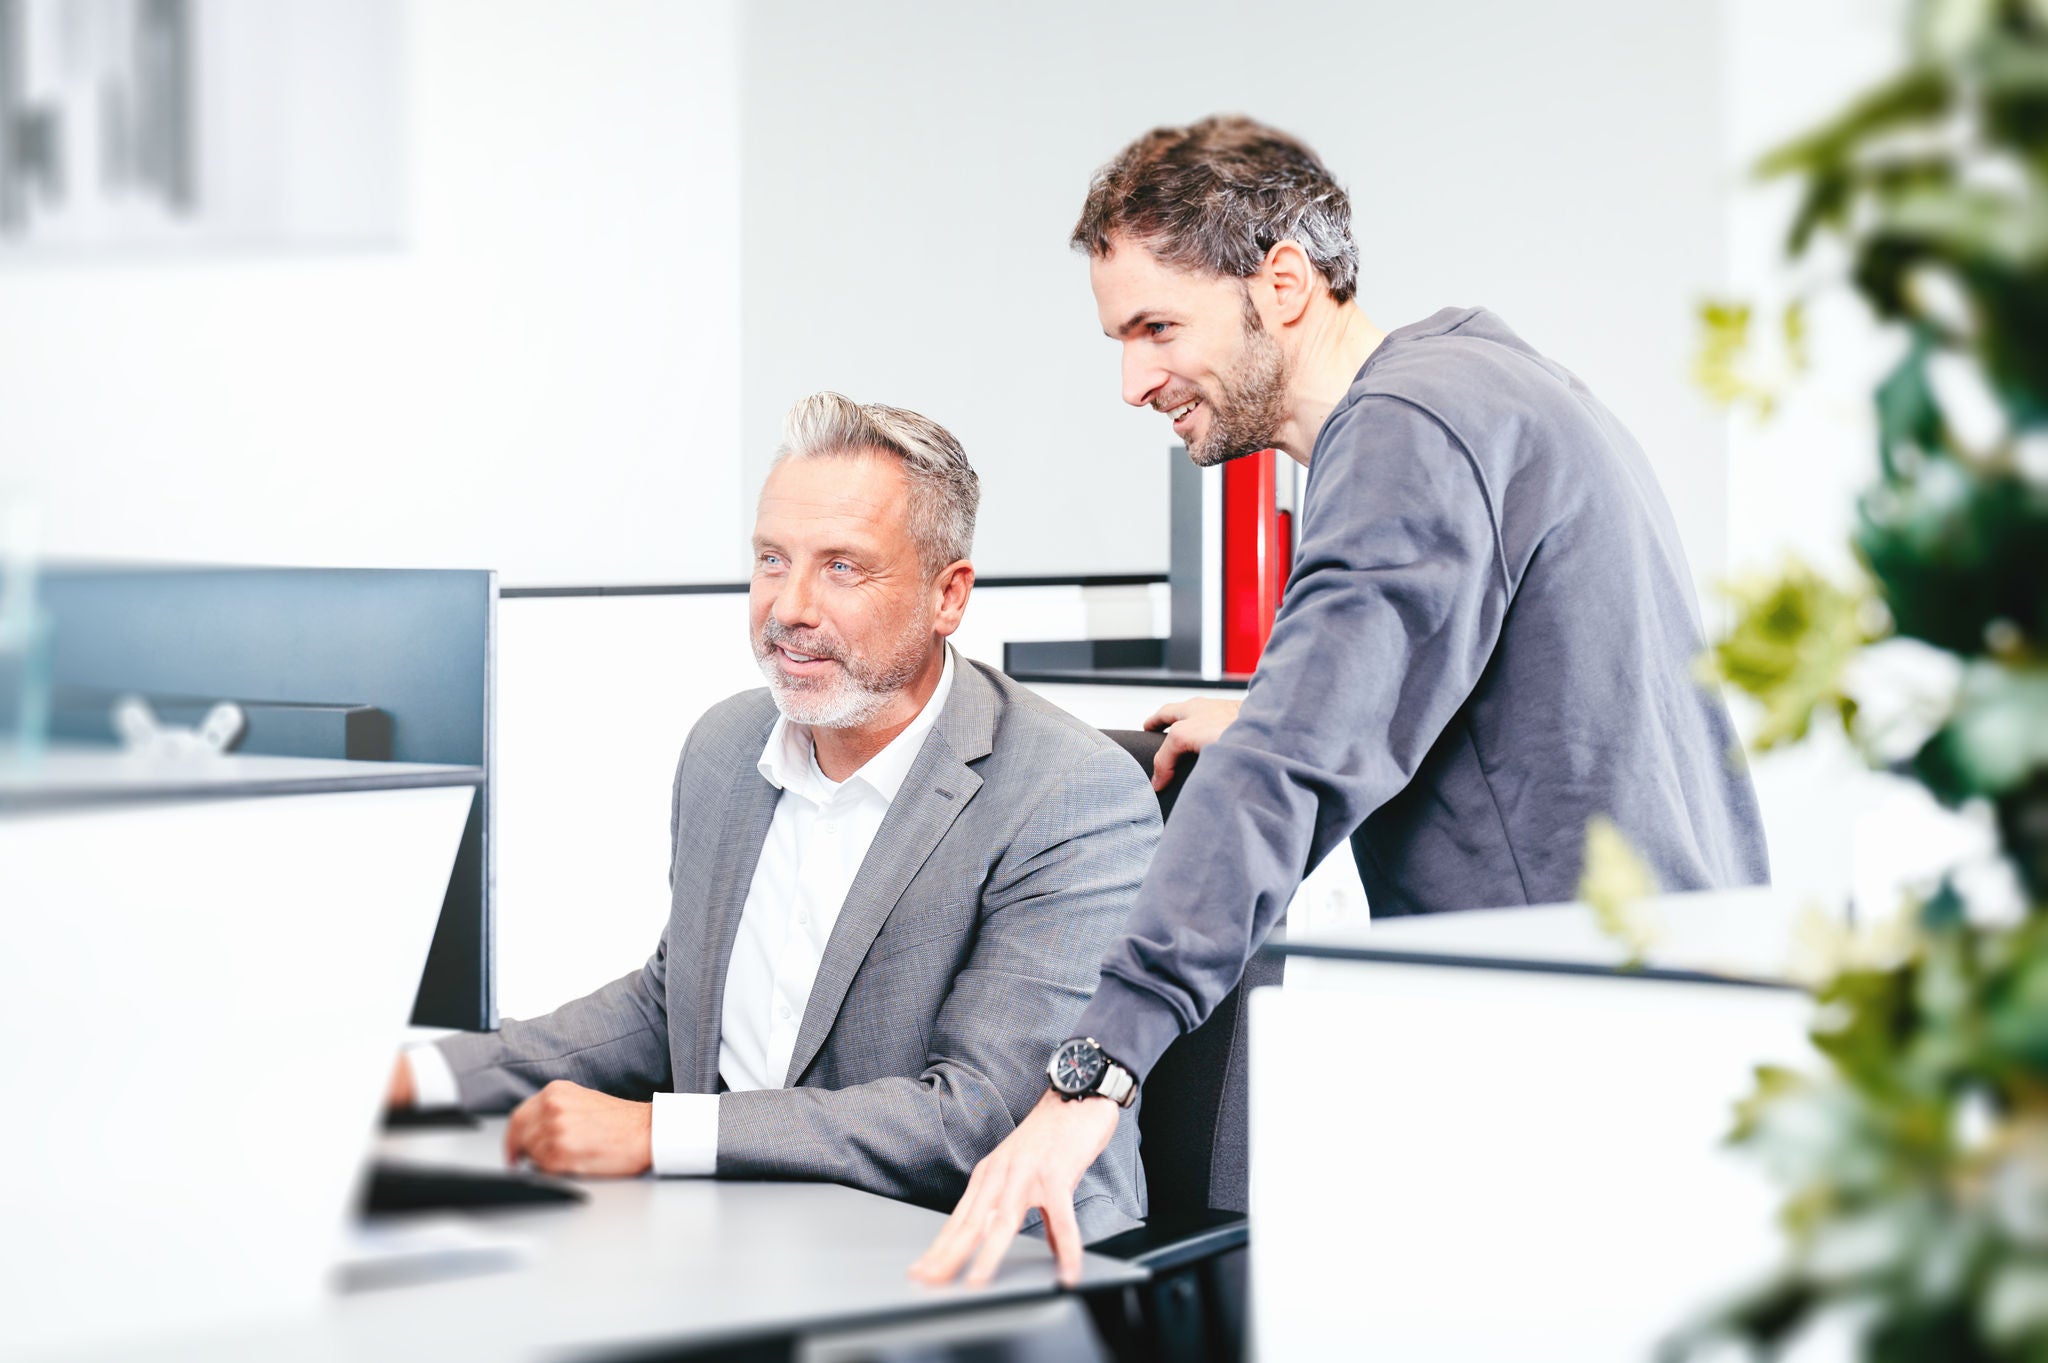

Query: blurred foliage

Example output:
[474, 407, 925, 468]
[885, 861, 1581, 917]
[1666, 909, 2048, 1361]
[1673, 1, 2048, 1356]
[1702, 560, 1885, 751]
[1697, 299, 1810, 419]
[1579, 815, 1660, 965]
[1692, 0, 2048, 900]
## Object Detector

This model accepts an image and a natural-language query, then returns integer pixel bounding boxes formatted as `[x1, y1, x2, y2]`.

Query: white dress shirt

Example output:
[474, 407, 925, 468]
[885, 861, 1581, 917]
[410, 651, 955, 1176]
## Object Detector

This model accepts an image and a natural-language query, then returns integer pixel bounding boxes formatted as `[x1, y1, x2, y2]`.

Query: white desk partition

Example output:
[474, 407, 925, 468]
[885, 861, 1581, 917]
[1, 752, 479, 1361]
[1251, 892, 1837, 1361]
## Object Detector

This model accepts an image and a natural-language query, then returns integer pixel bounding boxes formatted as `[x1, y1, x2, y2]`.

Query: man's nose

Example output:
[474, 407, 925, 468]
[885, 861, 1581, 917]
[1121, 345, 1165, 410]
[774, 571, 821, 628]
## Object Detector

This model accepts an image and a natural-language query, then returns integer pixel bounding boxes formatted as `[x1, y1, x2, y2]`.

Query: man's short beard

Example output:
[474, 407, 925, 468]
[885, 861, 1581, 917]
[1187, 289, 1292, 469]
[754, 611, 935, 730]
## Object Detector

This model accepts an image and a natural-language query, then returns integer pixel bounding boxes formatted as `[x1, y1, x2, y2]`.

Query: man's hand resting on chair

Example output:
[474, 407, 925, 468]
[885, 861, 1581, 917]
[1142, 696, 1241, 791]
[503, 1080, 653, 1177]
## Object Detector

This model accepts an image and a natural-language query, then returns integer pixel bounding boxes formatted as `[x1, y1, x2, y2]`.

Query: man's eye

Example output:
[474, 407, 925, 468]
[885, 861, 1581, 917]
[829, 560, 854, 573]
[758, 553, 782, 568]
[1148, 321, 1172, 337]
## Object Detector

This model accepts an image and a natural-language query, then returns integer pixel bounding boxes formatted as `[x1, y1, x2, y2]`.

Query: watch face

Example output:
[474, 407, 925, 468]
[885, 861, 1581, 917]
[1052, 1039, 1106, 1095]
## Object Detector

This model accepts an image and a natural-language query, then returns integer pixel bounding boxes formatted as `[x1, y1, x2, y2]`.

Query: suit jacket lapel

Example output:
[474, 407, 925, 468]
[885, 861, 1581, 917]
[694, 756, 782, 1092]
[782, 652, 996, 1086]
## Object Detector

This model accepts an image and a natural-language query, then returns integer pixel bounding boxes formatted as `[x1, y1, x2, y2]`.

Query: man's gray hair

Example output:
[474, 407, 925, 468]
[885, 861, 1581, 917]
[774, 392, 980, 575]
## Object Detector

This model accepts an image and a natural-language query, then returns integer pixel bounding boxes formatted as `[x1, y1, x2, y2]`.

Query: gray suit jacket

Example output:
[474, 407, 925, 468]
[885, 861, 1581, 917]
[436, 654, 1155, 1240]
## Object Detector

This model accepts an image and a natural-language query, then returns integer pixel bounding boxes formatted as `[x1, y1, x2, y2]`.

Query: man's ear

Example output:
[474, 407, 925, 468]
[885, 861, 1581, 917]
[1256, 240, 1318, 328]
[931, 561, 975, 638]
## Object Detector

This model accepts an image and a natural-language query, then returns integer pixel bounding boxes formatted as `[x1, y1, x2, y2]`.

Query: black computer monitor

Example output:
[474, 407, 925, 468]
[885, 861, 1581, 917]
[17, 564, 497, 1030]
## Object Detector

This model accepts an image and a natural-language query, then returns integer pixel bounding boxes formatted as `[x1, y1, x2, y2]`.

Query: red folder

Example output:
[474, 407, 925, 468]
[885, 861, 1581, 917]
[1221, 450, 1285, 673]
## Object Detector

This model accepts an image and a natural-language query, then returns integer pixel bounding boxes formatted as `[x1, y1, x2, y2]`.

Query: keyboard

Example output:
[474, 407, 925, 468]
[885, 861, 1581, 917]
[361, 1161, 587, 1216]
[380, 1107, 481, 1132]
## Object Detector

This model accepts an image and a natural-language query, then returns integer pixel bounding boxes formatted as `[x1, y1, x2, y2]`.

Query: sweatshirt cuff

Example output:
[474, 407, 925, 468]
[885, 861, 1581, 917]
[404, 1044, 461, 1109]
[1075, 973, 1194, 1086]
[650, 1092, 720, 1176]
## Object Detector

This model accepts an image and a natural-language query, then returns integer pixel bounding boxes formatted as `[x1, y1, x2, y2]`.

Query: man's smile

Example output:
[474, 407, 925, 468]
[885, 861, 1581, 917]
[1165, 397, 1201, 435]
[775, 644, 839, 674]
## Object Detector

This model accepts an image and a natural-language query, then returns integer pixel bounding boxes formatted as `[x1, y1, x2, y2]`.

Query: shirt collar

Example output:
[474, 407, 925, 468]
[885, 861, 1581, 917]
[757, 648, 956, 807]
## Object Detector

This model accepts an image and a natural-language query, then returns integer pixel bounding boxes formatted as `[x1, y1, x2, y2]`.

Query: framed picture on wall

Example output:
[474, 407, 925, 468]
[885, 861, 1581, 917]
[0, 0, 401, 253]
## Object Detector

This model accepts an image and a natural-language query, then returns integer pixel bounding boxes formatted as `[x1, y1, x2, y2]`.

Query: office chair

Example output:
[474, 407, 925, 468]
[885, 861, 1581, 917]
[1083, 729, 1285, 1363]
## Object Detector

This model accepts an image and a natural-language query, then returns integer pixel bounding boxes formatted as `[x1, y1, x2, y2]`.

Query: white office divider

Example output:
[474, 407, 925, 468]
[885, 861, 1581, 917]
[1250, 892, 1849, 1361]
[490, 583, 1201, 1021]
[0, 774, 474, 1360]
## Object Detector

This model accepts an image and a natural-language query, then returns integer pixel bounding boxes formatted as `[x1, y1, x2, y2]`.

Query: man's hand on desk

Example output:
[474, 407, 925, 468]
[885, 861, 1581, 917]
[908, 1089, 1120, 1289]
[504, 1080, 653, 1177]
[385, 1056, 417, 1110]
[1142, 697, 1241, 791]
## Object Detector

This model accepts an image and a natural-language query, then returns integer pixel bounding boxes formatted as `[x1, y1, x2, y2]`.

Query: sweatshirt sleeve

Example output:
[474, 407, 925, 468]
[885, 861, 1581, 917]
[1074, 394, 1513, 1080]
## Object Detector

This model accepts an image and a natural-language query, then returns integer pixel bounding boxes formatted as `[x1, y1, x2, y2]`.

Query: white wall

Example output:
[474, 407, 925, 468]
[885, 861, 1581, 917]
[739, 0, 1730, 585]
[0, 0, 745, 587]
[4, 0, 1730, 592]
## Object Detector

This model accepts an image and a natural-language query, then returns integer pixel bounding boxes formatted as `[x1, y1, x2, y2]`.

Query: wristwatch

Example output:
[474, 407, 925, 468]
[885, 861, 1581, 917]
[1046, 1036, 1139, 1108]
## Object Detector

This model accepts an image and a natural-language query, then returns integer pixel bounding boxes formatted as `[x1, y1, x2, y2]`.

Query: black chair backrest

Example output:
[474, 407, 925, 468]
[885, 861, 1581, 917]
[1103, 729, 1284, 1217]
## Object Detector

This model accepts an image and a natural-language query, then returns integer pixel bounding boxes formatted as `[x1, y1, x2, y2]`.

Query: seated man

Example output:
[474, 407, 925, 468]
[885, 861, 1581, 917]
[389, 392, 1153, 1246]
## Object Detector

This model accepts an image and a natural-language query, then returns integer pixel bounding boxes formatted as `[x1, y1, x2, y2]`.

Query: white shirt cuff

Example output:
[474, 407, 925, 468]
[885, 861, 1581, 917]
[403, 1043, 461, 1110]
[649, 1092, 720, 1176]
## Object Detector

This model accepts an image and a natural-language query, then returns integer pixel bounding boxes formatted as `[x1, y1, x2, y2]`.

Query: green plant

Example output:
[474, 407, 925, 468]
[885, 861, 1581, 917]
[1671, 1, 2048, 1356]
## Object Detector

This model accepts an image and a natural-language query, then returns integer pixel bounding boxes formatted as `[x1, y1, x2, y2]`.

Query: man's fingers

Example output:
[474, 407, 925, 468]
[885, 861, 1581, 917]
[504, 1099, 530, 1166]
[1041, 1190, 1086, 1289]
[908, 1231, 964, 1283]
[911, 1209, 981, 1283]
[1141, 700, 1189, 733]
[386, 1056, 416, 1110]
[911, 1176, 996, 1283]
[1152, 729, 1191, 791]
[964, 1203, 1026, 1288]
[1138, 699, 1196, 732]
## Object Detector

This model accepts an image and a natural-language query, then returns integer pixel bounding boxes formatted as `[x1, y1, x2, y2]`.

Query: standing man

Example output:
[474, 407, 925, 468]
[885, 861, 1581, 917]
[912, 115, 1768, 1285]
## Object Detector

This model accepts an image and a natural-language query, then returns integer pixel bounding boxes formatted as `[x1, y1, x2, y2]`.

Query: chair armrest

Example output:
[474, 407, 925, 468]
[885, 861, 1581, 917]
[1087, 1209, 1248, 1273]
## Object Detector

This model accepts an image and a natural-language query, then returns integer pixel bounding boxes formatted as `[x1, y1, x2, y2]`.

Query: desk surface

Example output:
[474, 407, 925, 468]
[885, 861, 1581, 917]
[0, 744, 483, 813]
[309, 1119, 1145, 1363]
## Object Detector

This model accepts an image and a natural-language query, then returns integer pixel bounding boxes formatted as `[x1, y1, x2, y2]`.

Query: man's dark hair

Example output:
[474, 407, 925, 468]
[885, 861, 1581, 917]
[1071, 115, 1359, 304]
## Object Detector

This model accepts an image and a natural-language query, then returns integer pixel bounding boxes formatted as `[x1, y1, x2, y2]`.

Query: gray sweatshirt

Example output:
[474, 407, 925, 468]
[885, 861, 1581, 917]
[1076, 307, 1770, 1081]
